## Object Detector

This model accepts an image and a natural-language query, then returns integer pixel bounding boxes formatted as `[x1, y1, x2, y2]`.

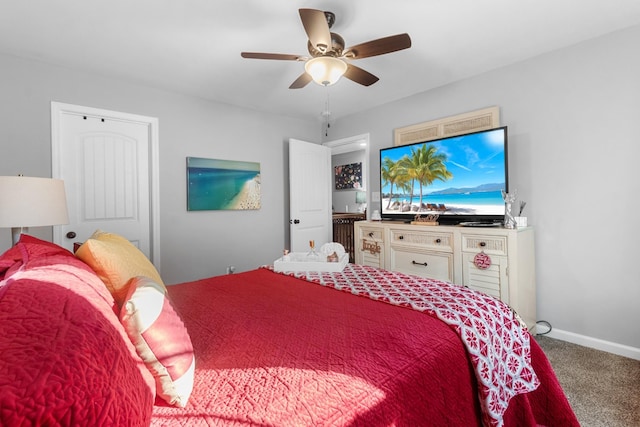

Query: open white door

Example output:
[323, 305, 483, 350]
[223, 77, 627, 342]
[289, 139, 331, 252]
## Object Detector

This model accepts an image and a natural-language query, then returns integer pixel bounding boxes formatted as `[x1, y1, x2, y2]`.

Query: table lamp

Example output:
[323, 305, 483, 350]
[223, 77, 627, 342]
[0, 175, 69, 246]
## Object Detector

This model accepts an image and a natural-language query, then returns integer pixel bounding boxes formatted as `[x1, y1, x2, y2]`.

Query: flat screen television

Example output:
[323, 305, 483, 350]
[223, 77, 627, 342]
[379, 126, 508, 225]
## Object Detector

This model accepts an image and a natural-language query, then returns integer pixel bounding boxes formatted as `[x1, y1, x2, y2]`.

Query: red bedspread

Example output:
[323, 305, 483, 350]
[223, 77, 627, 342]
[0, 236, 154, 426]
[152, 268, 578, 427]
[268, 264, 539, 427]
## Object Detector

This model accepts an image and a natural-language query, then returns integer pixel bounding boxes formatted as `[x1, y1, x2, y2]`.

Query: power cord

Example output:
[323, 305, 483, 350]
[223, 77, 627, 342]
[536, 320, 552, 335]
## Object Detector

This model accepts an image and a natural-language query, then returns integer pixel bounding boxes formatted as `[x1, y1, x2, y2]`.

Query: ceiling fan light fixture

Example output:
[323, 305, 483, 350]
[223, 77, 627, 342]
[304, 56, 347, 86]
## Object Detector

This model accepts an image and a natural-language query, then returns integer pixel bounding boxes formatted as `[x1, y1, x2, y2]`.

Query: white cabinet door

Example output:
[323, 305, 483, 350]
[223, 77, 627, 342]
[461, 253, 509, 300]
[355, 223, 385, 268]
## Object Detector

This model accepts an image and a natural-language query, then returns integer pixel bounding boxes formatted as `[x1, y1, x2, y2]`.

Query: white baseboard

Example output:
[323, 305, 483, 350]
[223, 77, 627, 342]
[545, 328, 640, 361]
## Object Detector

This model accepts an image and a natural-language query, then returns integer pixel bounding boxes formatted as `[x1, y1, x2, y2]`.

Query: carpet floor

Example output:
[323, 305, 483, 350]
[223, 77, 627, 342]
[535, 335, 640, 427]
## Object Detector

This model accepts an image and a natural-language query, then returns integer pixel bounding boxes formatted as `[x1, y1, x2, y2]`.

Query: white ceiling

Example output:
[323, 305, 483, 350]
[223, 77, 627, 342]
[2, 1, 640, 121]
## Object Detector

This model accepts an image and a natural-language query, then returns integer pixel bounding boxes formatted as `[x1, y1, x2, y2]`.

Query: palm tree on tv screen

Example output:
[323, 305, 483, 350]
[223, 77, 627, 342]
[381, 157, 402, 209]
[383, 144, 452, 211]
[415, 144, 452, 206]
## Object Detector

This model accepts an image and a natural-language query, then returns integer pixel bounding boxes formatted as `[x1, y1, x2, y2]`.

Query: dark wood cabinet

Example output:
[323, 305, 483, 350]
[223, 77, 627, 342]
[332, 213, 366, 262]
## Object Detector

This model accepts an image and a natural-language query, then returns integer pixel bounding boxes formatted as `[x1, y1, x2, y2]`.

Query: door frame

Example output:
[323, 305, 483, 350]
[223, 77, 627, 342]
[50, 102, 161, 267]
[323, 133, 370, 218]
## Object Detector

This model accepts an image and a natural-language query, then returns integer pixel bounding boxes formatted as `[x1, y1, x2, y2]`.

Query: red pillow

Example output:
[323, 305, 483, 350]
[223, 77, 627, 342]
[0, 234, 74, 279]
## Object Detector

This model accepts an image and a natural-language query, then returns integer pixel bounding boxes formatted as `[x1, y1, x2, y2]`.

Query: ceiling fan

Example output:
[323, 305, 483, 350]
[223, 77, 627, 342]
[241, 8, 411, 89]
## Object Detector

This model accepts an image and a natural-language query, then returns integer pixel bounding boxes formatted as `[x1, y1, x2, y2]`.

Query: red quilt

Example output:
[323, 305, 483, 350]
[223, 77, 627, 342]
[268, 264, 539, 427]
[152, 268, 578, 427]
[0, 236, 154, 426]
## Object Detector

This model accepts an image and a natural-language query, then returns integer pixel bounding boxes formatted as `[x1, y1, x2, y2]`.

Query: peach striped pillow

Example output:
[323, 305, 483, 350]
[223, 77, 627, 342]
[120, 276, 195, 407]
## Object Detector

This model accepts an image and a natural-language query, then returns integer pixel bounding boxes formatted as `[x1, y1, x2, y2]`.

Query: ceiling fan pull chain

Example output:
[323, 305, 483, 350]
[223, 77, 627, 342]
[324, 86, 331, 137]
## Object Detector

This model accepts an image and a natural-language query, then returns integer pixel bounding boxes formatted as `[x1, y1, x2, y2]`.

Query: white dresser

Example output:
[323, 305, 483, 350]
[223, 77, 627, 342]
[354, 221, 537, 331]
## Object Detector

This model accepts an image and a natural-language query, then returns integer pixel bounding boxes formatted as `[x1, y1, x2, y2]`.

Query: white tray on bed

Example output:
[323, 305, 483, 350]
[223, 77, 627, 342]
[273, 252, 349, 273]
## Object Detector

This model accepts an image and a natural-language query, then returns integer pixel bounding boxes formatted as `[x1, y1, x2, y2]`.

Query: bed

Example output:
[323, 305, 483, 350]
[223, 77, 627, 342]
[0, 233, 579, 427]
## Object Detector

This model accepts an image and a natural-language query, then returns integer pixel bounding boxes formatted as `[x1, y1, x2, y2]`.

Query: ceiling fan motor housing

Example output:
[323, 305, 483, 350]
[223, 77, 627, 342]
[324, 11, 335, 28]
[308, 32, 345, 57]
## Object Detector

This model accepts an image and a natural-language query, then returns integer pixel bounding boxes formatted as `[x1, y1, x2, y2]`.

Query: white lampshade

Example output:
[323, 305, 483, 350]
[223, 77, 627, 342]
[304, 57, 348, 86]
[0, 176, 69, 245]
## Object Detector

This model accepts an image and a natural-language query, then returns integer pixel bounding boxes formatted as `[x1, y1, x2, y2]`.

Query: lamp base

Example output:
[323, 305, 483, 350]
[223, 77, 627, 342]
[11, 227, 28, 246]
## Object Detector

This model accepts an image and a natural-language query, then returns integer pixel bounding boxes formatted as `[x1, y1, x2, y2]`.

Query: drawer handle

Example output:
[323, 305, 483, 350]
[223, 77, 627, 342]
[412, 260, 428, 267]
[399, 235, 404, 240]
[479, 242, 486, 247]
[435, 238, 441, 244]
[368, 232, 374, 238]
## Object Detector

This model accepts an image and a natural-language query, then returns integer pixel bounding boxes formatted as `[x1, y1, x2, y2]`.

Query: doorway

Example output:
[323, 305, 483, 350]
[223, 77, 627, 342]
[323, 133, 370, 216]
[323, 134, 370, 261]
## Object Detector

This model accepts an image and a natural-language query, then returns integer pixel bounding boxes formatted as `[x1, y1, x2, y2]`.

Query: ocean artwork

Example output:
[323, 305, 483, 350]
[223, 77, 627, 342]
[187, 157, 261, 211]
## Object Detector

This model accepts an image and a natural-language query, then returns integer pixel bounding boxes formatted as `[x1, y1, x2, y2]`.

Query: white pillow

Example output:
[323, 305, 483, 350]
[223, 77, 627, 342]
[120, 276, 195, 407]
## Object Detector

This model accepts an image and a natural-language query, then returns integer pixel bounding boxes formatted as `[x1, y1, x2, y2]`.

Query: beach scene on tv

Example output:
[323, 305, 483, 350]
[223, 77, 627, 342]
[187, 157, 261, 211]
[380, 129, 506, 216]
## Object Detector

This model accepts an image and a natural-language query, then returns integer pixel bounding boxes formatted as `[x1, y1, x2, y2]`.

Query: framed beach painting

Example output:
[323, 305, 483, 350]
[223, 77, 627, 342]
[334, 162, 362, 190]
[187, 157, 261, 211]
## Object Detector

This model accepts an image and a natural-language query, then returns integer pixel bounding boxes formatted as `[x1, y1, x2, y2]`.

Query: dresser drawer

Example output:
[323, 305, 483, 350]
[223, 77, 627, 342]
[461, 234, 507, 256]
[358, 227, 384, 241]
[389, 229, 453, 252]
[389, 248, 453, 282]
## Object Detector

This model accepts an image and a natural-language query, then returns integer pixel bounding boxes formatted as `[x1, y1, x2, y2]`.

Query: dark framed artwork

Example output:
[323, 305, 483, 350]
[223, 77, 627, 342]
[187, 157, 261, 211]
[334, 162, 362, 190]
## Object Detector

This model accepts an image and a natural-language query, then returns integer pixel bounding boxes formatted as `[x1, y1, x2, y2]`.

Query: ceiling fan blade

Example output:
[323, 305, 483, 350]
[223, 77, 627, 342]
[343, 64, 379, 86]
[299, 8, 332, 53]
[289, 72, 313, 89]
[241, 52, 305, 61]
[344, 33, 412, 59]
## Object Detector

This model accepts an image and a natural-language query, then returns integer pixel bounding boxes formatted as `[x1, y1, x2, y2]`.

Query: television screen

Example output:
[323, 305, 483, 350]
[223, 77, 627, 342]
[379, 126, 508, 224]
